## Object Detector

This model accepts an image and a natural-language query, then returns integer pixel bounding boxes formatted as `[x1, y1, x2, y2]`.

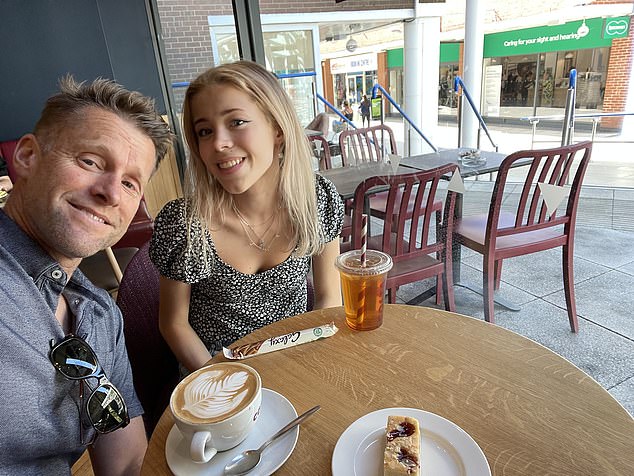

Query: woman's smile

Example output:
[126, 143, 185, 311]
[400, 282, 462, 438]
[217, 157, 245, 170]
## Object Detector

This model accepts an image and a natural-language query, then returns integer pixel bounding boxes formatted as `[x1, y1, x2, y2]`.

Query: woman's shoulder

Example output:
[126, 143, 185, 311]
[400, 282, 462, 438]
[155, 197, 188, 222]
[152, 198, 204, 253]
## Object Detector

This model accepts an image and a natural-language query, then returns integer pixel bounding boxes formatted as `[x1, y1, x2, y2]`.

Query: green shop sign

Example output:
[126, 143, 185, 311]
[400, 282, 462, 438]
[484, 16, 630, 57]
[440, 43, 460, 63]
[387, 42, 460, 68]
[387, 48, 403, 68]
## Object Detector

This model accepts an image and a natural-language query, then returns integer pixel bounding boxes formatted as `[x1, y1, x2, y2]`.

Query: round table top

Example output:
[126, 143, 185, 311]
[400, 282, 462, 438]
[142, 305, 634, 475]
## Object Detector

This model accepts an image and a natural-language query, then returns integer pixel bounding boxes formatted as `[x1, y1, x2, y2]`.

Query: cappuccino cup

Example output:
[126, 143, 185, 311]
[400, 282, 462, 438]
[170, 362, 262, 463]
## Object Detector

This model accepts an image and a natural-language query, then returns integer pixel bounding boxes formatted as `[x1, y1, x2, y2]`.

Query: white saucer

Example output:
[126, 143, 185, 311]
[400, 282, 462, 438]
[165, 388, 298, 476]
[332, 407, 491, 476]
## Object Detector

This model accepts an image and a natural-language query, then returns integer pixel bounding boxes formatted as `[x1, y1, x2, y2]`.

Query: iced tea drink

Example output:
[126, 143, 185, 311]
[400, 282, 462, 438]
[335, 250, 393, 330]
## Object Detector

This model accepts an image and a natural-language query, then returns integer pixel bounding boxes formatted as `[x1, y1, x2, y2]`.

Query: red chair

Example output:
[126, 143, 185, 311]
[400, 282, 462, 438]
[308, 135, 353, 241]
[454, 141, 593, 332]
[307, 134, 332, 171]
[338, 124, 397, 166]
[0, 139, 19, 179]
[117, 241, 179, 436]
[349, 164, 459, 310]
[338, 125, 442, 225]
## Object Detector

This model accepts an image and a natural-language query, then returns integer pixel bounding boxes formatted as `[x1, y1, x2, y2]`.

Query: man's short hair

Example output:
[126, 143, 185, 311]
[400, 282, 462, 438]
[34, 75, 174, 169]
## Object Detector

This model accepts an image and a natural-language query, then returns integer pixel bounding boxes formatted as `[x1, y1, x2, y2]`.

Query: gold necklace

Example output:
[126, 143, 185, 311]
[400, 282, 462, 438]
[233, 204, 280, 252]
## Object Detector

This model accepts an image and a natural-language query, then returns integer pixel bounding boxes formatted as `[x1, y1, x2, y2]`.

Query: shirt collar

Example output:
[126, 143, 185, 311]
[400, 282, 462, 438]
[0, 209, 102, 295]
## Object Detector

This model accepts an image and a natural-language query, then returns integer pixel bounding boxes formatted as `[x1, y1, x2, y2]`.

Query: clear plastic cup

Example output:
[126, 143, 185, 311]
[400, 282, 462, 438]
[335, 249, 393, 331]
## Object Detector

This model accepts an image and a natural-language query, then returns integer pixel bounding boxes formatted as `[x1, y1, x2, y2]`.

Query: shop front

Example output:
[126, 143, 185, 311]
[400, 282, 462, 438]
[386, 14, 630, 120]
[329, 53, 377, 109]
[482, 16, 630, 116]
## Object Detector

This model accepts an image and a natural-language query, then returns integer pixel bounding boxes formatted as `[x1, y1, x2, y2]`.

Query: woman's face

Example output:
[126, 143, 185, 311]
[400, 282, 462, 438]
[191, 84, 283, 195]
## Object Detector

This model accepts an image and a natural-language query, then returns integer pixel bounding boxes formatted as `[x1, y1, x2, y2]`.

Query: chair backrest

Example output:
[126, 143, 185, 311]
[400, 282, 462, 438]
[0, 139, 19, 180]
[338, 124, 397, 167]
[112, 197, 154, 249]
[116, 241, 179, 436]
[486, 141, 593, 248]
[307, 134, 332, 170]
[350, 163, 458, 263]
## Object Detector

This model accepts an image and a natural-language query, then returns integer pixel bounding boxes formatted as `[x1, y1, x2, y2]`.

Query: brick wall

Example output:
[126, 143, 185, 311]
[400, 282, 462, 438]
[258, 0, 412, 14]
[156, 0, 233, 110]
[592, 0, 634, 129]
[602, 33, 633, 129]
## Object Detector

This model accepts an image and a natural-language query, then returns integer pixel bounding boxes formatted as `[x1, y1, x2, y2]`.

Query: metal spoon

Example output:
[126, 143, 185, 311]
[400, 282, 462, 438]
[223, 405, 320, 476]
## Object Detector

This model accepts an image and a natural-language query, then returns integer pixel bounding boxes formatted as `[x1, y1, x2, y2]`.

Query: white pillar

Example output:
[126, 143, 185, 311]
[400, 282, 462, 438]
[461, 0, 485, 148]
[403, 4, 443, 156]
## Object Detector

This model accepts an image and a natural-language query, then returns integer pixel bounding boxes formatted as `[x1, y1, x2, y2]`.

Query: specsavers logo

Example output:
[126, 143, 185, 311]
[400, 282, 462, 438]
[605, 19, 628, 37]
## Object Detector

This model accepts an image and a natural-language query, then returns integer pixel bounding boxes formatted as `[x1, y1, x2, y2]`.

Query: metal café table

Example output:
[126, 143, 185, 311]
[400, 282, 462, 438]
[399, 147, 508, 178]
[141, 305, 634, 476]
[318, 161, 413, 201]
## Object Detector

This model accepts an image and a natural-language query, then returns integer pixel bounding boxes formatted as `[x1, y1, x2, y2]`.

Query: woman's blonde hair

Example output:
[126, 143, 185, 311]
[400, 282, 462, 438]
[181, 60, 322, 256]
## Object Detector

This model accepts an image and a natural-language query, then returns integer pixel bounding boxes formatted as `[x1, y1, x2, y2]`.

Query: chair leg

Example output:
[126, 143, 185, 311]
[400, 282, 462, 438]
[435, 276, 442, 305]
[483, 255, 496, 324]
[494, 259, 503, 290]
[435, 211, 443, 306]
[442, 270, 456, 313]
[387, 287, 397, 304]
[563, 244, 579, 332]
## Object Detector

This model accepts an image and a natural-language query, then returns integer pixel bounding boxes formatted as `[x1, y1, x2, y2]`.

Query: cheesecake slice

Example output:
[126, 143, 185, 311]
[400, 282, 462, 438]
[383, 415, 421, 476]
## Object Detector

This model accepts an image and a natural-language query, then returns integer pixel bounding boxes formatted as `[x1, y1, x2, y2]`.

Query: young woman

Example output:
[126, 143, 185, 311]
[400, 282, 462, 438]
[150, 61, 344, 372]
[359, 94, 371, 128]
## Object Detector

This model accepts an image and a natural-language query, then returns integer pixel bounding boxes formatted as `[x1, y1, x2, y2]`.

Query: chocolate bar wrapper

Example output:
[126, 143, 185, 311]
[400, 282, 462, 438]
[223, 322, 338, 360]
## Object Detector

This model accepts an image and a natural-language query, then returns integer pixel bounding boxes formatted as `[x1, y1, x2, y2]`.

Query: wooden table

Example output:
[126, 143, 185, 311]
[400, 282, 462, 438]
[142, 305, 634, 475]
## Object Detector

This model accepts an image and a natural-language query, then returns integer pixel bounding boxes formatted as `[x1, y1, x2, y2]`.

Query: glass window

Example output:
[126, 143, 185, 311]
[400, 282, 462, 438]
[209, 25, 319, 126]
[482, 46, 609, 118]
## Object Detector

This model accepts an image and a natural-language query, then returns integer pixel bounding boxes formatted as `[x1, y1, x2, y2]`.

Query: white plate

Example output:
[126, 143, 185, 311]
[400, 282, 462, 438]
[165, 388, 298, 476]
[332, 407, 491, 476]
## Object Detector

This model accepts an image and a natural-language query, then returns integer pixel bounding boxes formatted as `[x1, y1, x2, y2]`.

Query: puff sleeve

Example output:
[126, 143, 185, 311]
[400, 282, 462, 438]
[315, 174, 344, 244]
[149, 198, 213, 283]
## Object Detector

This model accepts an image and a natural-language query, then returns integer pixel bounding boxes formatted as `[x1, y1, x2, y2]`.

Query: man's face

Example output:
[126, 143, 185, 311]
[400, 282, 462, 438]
[16, 107, 156, 268]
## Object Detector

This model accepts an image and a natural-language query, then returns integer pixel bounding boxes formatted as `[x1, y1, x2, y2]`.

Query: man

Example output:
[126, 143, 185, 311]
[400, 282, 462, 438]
[0, 76, 173, 475]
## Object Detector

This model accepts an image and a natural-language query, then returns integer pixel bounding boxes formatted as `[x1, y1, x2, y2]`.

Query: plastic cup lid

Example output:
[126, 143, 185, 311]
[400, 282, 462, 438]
[335, 249, 393, 275]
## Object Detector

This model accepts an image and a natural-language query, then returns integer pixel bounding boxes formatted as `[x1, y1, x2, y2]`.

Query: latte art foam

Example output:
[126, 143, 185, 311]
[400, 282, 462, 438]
[182, 370, 250, 419]
[172, 363, 259, 424]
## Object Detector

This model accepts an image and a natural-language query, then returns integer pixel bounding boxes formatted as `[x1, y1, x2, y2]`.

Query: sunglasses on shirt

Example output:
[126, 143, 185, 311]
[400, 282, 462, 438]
[49, 335, 130, 435]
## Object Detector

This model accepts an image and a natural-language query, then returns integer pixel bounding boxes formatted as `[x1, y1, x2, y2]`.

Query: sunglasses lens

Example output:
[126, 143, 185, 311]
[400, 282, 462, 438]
[51, 337, 99, 379]
[87, 384, 129, 433]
